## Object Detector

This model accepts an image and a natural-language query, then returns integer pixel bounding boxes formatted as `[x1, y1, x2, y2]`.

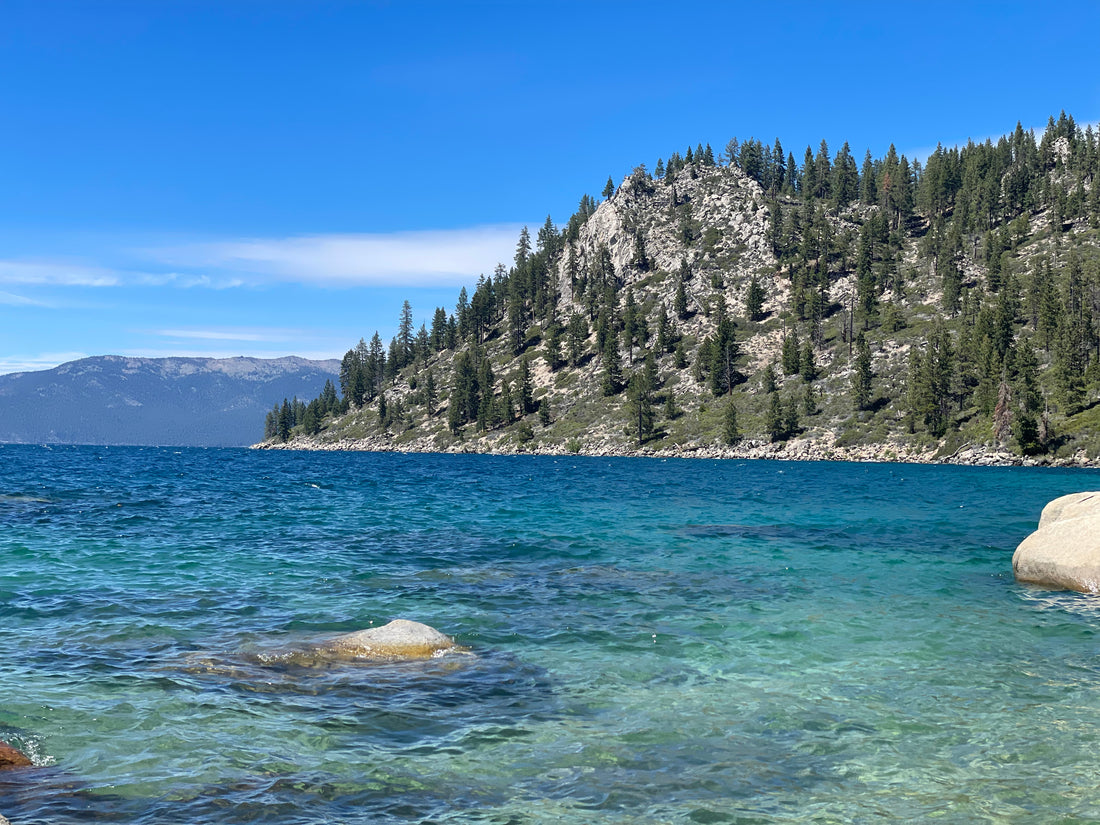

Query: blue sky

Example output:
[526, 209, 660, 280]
[1, 0, 1098, 374]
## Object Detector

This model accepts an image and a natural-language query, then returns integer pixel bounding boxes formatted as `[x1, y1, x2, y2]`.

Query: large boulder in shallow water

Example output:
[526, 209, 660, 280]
[0, 740, 32, 769]
[1013, 492, 1100, 593]
[317, 619, 459, 661]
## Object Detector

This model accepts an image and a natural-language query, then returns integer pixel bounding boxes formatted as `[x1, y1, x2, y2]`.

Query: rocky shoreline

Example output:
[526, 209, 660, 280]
[254, 430, 1100, 469]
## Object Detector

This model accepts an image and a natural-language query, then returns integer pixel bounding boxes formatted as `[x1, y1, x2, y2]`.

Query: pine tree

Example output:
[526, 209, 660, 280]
[625, 371, 655, 445]
[852, 332, 873, 411]
[499, 382, 514, 425]
[800, 340, 817, 382]
[622, 289, 639, 364]
[518, 357, 534, 415]
[264, 404, 279, 440]
[708, 301, 740, 396]
[452, 350, 479, 423]
[514, 226, 531, 268]
[277, 399, 293, 442]
[447, 389, 463, 436]
[766, 392, 785, 442]
[544, 323, 563, 370]
[397, 300, 414, 369]
[476, 358, 495, 430]
[722, 398, 741, 446]
[781, 329, 801, 375]
[762, 362, 777, 393]
[643, 349, 659, 390]
[784, 394, 800, 438]
[674, 340, 688, 369]
[664, 390, 680, 421]
[567, 312, 589, 366]
[1012, 338, 1044, 454]
[860, 149, 876, 204]
[674, 273, 689, 319]
[601, 332, 623, 396]
[802, 382, 818, 416]
[746, 274, 766, 321]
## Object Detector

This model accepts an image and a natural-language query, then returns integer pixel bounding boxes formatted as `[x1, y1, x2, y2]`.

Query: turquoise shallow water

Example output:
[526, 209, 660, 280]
[2, 445, 1100, 823]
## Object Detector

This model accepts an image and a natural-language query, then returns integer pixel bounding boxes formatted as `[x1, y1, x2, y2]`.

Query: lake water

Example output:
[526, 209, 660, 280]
[1, 445, 1099, 823]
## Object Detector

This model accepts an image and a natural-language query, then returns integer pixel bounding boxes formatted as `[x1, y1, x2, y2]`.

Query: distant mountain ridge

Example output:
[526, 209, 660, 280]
[0, 355, 340, 446]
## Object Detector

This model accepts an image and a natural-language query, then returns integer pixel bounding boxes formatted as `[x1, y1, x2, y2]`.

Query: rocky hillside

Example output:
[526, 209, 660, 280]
[261, 115, 1100, 465]
[0, 355, 340, 446]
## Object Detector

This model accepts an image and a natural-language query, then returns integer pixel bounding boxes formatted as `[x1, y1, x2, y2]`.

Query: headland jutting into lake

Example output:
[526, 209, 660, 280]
[262, 114, 1100, 468]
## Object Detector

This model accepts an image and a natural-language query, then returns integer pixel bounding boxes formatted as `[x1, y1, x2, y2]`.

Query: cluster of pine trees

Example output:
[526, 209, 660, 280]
[263, 379, 339, 441]
[268, 112, 1100, 458]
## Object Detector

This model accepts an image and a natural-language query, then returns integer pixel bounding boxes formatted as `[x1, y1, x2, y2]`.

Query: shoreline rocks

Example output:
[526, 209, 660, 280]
[1013, 492, 1100, 593]
[254, 430, 1098, 470]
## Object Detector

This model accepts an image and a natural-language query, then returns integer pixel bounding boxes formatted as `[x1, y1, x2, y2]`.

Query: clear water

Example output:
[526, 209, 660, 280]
[2, 445, 1099, 823]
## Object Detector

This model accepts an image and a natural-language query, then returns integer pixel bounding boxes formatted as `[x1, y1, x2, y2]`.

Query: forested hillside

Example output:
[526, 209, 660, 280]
[262, 113, 1100, 463]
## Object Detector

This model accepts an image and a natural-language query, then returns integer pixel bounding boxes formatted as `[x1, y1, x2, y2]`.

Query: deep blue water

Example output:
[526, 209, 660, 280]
[2, 445, 1099, 823]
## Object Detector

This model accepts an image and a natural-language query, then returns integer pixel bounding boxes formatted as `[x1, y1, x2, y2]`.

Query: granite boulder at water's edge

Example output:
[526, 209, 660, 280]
[1012, 492, 1100, 592]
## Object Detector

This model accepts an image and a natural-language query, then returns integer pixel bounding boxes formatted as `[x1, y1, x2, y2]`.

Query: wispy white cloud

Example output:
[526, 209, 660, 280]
[0, 351, 89, 376]
[0, 225, 525, 293]
[152, 327, 303, 343]
[0, 290, 48, 306]
[0, 259, 121, 287]
[149, 225, 523, 288]
[134, 272, 247, 289]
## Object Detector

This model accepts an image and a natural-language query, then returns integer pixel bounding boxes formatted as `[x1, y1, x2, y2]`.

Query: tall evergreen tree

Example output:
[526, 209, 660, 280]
[708, 300, 741, 396]
[518, 356, 535, 415]
[852, 332, 873, 410]
[567, 312, 589, 366]
[722, 398, 741, 446]
[397, 300, 414, 369]
[625, 371, 655, 446]
[746, 274, 766, 321]
[601, 330, 623, 396]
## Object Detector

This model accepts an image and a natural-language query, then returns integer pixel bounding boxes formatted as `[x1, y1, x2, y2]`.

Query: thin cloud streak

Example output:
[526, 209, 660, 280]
[0, 260, 121, 287]
[154, 225, 524, 288]
[0, 352, 90, 376]
[0, 225, 526, 292]
[0, 290, 47, 307]
[154, 327, 304, 343]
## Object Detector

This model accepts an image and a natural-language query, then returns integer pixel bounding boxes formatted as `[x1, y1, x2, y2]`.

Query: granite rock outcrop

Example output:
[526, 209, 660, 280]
[1012, 492, 1100, 592]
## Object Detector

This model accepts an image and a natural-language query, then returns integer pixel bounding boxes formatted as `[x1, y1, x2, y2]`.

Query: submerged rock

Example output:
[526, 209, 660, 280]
[0, 740, 32, 770]
[1013, 492, 1100, 593]
[317, 619, 459, 661]
[182, 619, 465, 675]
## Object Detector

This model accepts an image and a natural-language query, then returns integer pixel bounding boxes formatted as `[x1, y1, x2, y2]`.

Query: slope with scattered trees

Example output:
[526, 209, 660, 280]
[260, 113, 1100, 465]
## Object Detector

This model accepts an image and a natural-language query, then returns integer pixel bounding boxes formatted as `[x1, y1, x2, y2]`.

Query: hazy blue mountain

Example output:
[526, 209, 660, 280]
[0, 355, 341, 446]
